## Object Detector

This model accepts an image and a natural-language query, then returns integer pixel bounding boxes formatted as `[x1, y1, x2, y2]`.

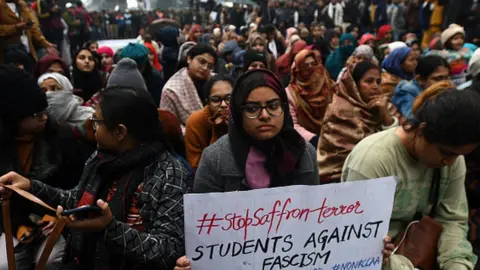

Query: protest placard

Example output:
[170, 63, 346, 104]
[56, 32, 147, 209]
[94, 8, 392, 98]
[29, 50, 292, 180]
[184, 177, 397, 270]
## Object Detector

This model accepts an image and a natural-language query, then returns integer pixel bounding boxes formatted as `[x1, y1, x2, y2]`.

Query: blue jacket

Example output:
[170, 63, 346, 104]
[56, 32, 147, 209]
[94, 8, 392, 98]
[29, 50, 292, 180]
[392, 80, 422, 119]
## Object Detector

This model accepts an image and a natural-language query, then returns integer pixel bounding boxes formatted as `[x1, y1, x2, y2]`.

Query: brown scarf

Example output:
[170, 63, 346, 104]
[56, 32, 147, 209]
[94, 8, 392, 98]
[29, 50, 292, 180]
[317, 70, 384, 184]
[288, 50, 334, 135]
[15, 135, 36, 175]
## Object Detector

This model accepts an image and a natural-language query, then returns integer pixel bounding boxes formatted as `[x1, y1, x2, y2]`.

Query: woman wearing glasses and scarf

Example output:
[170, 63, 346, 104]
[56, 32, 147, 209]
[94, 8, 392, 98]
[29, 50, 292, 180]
[194, 69, 318, 193]
[185, 75, 233, 171]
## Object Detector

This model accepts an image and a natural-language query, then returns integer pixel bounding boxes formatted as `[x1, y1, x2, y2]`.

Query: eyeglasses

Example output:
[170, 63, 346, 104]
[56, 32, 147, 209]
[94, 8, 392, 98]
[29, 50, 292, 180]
[209, 94, 231, 106]
[196, 57, 215, 70]
[241, 100, 284, 119]
[32, 110, 46, 118]
[90, 116, 104, 130]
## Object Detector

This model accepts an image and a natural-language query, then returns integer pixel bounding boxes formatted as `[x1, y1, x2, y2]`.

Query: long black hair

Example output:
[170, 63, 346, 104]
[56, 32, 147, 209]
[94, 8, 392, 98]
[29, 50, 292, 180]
[72, 47, 104, 101]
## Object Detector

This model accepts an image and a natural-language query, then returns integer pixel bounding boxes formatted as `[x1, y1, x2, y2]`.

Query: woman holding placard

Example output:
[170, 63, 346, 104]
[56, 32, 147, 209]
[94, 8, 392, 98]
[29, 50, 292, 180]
[341, 84, 480, 269]
[175, 68, 319, 269]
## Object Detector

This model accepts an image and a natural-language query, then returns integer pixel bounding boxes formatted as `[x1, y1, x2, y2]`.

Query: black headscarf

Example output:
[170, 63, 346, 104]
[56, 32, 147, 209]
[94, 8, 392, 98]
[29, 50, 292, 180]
[72, 48, 105, 102]
[228, 69, 306, 187]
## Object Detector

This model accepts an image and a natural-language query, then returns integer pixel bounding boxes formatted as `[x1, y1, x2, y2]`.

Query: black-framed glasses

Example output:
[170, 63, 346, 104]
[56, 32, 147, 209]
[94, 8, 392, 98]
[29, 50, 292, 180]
[209, 94, 231, 106]
[241, 100, 285, 119]
[90, 116, 104, 130]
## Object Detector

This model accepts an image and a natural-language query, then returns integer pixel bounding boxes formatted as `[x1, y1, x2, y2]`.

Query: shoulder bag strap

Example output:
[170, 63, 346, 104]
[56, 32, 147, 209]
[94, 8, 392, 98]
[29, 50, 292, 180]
[428, 168, 442, 217]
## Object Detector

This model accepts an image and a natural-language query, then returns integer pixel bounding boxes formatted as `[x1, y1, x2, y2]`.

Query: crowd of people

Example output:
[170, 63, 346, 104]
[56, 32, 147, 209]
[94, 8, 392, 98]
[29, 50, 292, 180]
[1, 0, 480, 269]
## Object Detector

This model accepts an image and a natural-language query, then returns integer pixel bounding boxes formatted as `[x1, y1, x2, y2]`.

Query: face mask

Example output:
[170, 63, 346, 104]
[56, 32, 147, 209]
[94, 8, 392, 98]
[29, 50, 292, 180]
[341, 44, 355, 57]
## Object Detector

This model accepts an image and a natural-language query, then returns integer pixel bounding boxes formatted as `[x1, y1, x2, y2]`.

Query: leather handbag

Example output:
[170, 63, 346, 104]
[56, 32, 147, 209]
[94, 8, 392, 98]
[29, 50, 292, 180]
[392, 168, 443, 270]
[1, 185, 66, 270]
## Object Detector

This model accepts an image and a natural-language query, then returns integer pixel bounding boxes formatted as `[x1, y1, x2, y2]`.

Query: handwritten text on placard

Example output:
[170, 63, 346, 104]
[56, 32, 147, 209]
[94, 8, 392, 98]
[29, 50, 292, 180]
[184, 177, 396, 270]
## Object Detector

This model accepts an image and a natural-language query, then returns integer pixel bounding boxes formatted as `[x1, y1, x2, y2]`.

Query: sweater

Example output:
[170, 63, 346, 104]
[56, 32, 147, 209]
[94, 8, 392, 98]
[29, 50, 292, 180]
[341, 128, 477, 270]
[184, 106, 228, 170]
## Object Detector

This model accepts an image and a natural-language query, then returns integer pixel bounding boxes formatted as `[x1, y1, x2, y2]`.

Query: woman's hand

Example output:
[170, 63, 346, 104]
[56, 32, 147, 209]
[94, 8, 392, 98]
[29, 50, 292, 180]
[174, 256, 191, 270]
[368, 97, 393, 126]
[56, 200, 113, 232]
[0, 171, 31, 199]
[383, 236, 395, 264]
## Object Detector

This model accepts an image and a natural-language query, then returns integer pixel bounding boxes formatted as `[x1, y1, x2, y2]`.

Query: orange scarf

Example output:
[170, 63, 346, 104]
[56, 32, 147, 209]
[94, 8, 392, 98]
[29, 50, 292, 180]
[288, 50, 334, 134]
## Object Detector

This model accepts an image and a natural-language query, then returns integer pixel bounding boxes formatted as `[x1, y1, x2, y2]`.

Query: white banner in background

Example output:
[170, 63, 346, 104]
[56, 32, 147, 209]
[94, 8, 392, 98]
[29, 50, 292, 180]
[184, 177, 397, 270]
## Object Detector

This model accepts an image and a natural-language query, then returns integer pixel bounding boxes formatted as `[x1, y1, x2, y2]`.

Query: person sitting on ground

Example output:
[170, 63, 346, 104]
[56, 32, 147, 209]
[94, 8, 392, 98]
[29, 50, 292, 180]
[185, 75, 233, 171]
[342, 85, 480, 270]
[160, 44, 217, 131]
[318, 61, 399, 184]
[0, 87, 190, 270]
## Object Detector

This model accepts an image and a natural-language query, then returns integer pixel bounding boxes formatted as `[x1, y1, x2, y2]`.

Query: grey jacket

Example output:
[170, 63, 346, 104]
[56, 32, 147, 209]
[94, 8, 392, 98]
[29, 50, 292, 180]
[193, 135, 319, 193]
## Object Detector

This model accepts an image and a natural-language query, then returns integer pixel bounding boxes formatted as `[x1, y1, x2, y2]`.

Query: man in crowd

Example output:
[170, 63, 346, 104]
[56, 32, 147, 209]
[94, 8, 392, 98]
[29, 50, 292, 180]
[0, 0, 56, 64]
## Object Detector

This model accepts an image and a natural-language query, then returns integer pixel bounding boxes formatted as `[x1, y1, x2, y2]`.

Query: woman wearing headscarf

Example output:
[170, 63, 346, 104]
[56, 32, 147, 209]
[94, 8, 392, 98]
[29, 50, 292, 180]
[318, 61, 399, 184]
[247, 32, 277, 72]
[38, 73, 94, 127]
[71, 48, 105, 102]
[325, 33, 357, 80]
[188, 24, 203, 43]
[194, 68, 318, 191]
[286, 49, 334, 147]
[336, 45, 376, 82]
[275, 37, 308, 86]
[35, 55, 70, 79]
[381, 47, 418, 99]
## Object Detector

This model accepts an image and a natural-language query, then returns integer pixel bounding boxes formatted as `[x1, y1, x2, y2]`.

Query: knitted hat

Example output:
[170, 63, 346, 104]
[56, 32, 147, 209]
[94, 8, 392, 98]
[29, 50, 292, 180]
[97, 46, 114, 58]
[352, 45, 374, 59]
[107, 58, 148, 92]
[359, 34, 375, 45]
[243, 50, 267, 70]
[0, 64, 47, 119]
[119, 43, 149, 66]
[469, 49, 480, 78]
[441, 24, 465, 46]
